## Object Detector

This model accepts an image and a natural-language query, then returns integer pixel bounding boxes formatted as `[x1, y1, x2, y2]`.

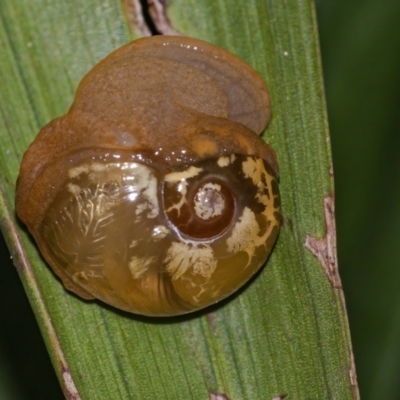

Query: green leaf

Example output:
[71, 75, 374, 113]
[0, 0, 358, 398]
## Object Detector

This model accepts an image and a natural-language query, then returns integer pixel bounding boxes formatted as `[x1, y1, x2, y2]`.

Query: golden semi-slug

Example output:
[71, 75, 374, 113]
[16, 36, 281, 316]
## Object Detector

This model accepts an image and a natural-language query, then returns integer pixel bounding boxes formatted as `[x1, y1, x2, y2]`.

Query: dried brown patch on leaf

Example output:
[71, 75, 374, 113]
[349, 350, 359, 398]
[122, 0, 151, 36]
[304, 195, 342, 288]
[329, 162, 334, 177]
[62, 366, 81, 400]
[305, 194, 360, 396]
[147, 0, 182, 35]
[210, 393, 230, 400]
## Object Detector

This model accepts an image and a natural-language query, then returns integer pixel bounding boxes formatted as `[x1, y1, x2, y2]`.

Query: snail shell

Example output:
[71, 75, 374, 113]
[16, 36, 281, 316]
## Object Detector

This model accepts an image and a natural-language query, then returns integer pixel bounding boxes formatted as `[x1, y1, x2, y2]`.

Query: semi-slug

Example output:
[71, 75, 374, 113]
[16, 36, 281, 316]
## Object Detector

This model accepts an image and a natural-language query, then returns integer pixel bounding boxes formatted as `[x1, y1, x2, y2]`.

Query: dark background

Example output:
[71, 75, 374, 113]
[1, 0, 400, 398]
[318, 0, 400, 398]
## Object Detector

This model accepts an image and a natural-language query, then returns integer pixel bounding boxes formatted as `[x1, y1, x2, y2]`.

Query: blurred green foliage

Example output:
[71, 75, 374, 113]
[317, 0, 400, 398]
[0, 0, 399, 398]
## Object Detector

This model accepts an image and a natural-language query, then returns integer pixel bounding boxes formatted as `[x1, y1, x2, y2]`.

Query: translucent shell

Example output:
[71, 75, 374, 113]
[40, 152, 280, 315]
[16, 36, 281, 316]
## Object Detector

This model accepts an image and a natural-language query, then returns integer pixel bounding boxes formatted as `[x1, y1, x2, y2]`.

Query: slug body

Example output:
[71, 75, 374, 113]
[16, 36, 280, 316]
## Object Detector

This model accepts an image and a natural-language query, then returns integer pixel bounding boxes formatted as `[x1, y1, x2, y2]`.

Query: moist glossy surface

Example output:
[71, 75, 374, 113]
[40, 153, 280, 316]
[16, 36, 281, 316]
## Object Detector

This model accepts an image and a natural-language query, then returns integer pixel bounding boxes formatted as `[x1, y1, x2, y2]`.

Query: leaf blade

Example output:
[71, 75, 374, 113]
[0, 0, 358, 398]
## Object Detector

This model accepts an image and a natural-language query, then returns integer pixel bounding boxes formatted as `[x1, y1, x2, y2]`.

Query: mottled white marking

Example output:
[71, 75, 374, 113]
[164, 242, 217, 280]
[127, 164, 159, 218]
[165, 167, 205, 216]
[152, 225, 170, 240]
[226, 158, 280, 264]
[68, 164, 90, 178]
[242, 158, 277, 210]
[256, 192, 270, 207]
[194, 183, 225, 220]
[69, 162, 111, 180]
[129, 256, 157, 279]
[164, 166, 203, 183]
[242, 157, 265, 185]
[226, 207, 260, 263]
[89, 163, 108, 173]
[166, 180, 188, 216]
[135, 203, 147, 216]
[67, 183, 82, 195]
[68, 162, 160, 218]
[217, 156, 230, 167]
[217, 155, 236, 168]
